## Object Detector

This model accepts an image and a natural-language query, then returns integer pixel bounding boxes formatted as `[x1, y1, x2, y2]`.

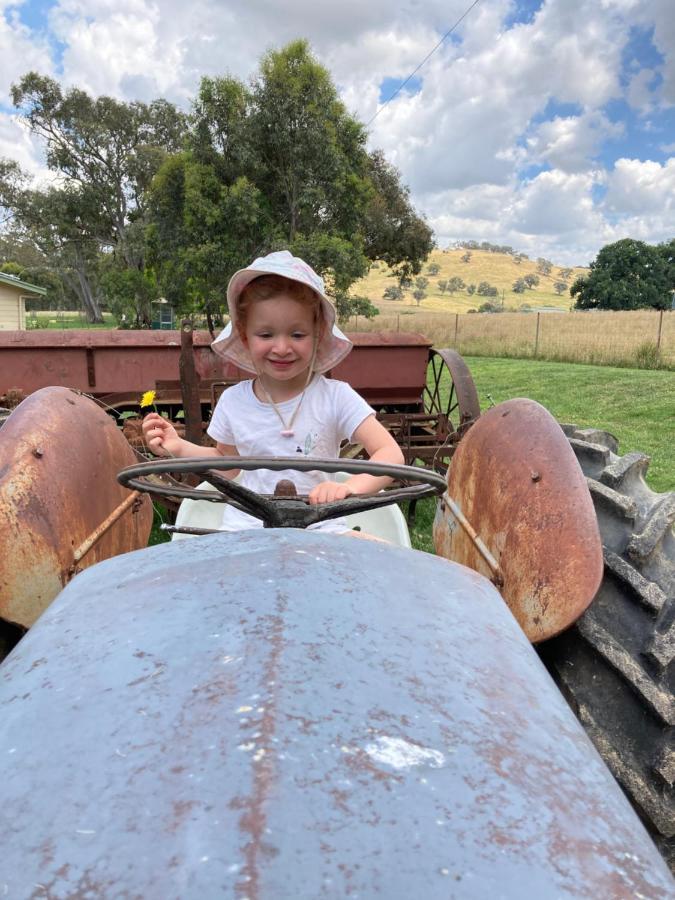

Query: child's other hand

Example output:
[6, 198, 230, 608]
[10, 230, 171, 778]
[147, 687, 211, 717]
[308, 481, 355, 505]
[141, 412, 181, 457]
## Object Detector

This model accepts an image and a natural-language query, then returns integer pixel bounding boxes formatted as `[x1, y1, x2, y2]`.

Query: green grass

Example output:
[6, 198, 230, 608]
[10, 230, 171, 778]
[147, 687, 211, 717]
[464, 357, 673, 492]
[407, 355, 675, 554]
[27, 311, 116, 329]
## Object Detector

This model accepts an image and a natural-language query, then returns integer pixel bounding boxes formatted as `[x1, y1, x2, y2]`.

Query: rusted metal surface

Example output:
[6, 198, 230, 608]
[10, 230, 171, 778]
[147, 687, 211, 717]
[331, 332, 432, 406]
[0, 329, 434, 409]
[0, 328, 244, 399]
[0, 530, 671, 897]
[0, 386, 153, 628]
[433, 398, 604, 643]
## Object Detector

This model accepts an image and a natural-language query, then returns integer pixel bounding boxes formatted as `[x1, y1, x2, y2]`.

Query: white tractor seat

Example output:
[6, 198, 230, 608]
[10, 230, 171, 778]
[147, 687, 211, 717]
[172, 473, 411, 548]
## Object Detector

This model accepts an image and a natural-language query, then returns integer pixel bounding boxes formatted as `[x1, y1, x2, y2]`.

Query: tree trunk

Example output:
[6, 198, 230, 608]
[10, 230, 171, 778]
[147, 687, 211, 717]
[71, 245, 103, 323]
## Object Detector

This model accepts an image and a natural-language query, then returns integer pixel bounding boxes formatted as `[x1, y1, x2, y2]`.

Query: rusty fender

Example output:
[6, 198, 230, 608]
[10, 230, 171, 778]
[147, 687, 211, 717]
[0, 386, 152, 628]
[434, 398, 603, 643]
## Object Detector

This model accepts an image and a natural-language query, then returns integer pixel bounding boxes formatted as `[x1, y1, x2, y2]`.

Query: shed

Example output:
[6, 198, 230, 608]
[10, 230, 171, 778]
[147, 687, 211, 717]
[0, 274, 47, 330]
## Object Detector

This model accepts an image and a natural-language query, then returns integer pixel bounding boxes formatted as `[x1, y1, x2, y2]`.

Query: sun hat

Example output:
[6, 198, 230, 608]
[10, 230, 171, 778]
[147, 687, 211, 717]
[211, 250, 353, 374]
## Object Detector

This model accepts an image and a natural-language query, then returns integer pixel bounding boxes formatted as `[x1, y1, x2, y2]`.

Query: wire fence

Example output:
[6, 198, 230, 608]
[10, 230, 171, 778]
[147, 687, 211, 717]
[24, 308, 675, 369]
[351, 309, 675, 369]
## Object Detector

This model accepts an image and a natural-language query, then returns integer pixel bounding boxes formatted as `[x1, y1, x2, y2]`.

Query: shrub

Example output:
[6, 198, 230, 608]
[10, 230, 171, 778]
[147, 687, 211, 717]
[635, 341, 662, 369]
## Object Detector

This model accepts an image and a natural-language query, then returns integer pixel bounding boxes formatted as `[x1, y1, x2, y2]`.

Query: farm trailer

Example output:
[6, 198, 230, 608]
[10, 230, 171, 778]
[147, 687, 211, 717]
[0, 326, 479, 469]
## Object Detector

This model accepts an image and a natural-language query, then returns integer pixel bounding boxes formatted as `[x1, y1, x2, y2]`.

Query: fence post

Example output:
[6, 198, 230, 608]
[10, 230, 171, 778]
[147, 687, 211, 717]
[534, 312, 541, 357]
[454, 313, 459, 347]
[354, 315, 358, 330]
[397, 314, 400, 332]
[656, 309, 664, 349]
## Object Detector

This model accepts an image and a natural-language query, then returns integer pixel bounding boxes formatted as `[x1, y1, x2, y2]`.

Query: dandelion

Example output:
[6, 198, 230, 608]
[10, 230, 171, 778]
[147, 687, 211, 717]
[140, 390, 157, 411]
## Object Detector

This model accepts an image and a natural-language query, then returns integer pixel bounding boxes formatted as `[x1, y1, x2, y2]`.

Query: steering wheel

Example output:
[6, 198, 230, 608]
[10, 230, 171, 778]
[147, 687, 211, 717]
[117, 457, 447, 529]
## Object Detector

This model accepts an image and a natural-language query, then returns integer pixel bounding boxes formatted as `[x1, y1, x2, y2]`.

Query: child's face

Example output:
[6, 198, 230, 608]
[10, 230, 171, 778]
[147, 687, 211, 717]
[242, 294, 319, 384]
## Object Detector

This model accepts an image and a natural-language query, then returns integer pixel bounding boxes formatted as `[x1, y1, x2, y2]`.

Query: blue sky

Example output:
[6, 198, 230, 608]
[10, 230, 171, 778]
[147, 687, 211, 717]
[0, 0, 673, 265]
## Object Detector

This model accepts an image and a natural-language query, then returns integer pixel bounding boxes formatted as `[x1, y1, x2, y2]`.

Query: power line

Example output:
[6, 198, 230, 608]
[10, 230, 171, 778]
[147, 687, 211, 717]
[366, 0, 483, 127]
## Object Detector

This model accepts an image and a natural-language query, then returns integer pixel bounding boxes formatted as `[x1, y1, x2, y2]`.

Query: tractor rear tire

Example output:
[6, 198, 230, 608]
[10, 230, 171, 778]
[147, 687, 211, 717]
[540, 426, 674, 871]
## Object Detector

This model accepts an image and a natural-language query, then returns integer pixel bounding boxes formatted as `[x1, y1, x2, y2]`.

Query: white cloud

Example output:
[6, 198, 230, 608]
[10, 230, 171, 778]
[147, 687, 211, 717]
[526, 111, 623, 173]
[0, 0, 671, 265]
[0, 3, 54, 104]
[604, 157, 675, 216]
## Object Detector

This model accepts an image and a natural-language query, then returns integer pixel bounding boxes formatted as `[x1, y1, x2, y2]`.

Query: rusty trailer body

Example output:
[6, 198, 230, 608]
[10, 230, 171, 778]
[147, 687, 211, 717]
[0, 386, 153, 632]
[0, 529, 672, 898]
[0, 329, 479, 468]
[0, 329, 431, 408]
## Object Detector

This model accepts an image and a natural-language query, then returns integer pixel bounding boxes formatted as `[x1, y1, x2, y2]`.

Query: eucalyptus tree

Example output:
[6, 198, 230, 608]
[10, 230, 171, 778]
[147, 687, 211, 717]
[148, 40, 433, 324]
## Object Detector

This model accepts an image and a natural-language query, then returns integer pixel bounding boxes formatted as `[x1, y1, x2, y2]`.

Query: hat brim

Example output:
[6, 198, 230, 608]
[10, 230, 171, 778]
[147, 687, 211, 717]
[211, 263, 352, 374]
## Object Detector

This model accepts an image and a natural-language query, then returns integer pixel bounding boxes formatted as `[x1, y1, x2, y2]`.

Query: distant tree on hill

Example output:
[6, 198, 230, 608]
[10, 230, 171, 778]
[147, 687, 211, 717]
[523, 273, 540, 289]
[571, 238, 672, 311]
[415, 275, 429, 291]
[383, 285, 404, 301]
[412, 288, 426, 306]
[553, 281, 568, 295]
[427, 262, 440, 276]
[447, 276, 465, 294]
[536, 257, 553, 276]
[437, 279, 448, 293]
[466, 283, 476, 295]
[476, 281, 498, 297]
[558, 267, 573, 280]
[478, 300, 503, 313]
[461, 251, 472, 263]
[512, 278, 527, 293]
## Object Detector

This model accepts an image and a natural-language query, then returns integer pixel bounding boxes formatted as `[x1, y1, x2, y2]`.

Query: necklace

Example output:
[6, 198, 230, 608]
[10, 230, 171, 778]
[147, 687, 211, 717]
[256, 374, 312, 437]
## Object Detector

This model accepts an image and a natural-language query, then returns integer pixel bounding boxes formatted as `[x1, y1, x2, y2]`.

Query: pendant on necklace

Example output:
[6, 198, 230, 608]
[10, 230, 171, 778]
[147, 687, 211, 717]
[280, 429, 294, 437]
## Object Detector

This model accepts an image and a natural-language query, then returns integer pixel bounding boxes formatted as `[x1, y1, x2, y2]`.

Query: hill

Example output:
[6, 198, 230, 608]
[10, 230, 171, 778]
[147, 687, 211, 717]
[353, 249, 589, 315]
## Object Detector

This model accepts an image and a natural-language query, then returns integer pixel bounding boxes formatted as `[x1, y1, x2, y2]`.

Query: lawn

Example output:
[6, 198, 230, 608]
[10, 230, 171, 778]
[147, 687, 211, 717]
[408, 356, 674, 553]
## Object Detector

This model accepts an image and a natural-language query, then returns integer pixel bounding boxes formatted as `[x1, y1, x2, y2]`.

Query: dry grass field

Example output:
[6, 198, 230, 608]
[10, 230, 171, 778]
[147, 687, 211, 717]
[352, 309, 675, 368]
[349, 250, 674, 369]
[354, 248, 588, 313]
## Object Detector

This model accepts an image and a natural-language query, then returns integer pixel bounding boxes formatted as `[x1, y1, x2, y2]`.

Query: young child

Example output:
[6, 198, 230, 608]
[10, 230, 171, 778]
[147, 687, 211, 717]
[142, 250, 404, 534]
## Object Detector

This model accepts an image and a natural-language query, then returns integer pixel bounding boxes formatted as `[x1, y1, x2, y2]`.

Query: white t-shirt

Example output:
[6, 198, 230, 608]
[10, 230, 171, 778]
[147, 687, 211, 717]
[206, 375, 375, 532]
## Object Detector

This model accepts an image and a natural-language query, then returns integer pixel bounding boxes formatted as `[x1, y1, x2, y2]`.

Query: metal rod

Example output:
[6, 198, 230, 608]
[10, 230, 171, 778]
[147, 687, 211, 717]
[160, 524, 221, 536]
[73, 491, 142, 563]
[443, 493, 504, 587]
[534, 312, 541, 357]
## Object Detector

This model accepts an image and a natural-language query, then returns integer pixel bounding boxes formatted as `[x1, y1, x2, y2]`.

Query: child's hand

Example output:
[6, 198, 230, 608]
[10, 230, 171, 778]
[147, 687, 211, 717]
[308, 481, 355, 505]
[142, 412, 182, 457]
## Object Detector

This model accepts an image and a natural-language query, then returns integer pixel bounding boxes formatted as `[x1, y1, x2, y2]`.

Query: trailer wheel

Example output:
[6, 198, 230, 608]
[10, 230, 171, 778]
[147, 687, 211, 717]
[424, 348, 480, 437]
[540, 426, 675, 870]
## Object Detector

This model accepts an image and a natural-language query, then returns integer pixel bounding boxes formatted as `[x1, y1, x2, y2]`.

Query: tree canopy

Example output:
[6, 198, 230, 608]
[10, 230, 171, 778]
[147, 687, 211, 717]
[149, 40, 433, 323]
[4, 72, 186, 321]
[571, 238, 673, 311]
[0, 43, 433, 325]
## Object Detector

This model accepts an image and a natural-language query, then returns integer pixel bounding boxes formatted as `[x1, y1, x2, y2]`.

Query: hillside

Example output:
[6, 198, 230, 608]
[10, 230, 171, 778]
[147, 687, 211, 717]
[353, 248, 589, 315]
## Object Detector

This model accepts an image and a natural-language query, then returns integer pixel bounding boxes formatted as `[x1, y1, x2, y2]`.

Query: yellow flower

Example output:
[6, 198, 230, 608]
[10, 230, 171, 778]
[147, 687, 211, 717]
[140, 390, 157, 409]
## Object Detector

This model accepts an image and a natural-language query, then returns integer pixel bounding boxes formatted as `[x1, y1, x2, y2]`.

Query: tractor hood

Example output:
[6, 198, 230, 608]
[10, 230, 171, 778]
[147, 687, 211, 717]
[0, 530, 671, 897]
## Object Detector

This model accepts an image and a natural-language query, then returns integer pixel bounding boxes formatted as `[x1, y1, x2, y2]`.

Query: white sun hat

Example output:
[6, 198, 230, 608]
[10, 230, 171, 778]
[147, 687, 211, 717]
[211, 250, 353, 374]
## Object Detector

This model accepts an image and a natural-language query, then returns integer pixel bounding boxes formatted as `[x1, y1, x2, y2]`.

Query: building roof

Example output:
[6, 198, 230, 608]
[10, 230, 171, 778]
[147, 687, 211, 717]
[0, 272, 47, 295]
